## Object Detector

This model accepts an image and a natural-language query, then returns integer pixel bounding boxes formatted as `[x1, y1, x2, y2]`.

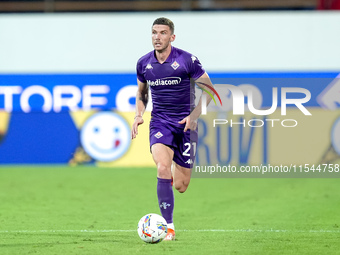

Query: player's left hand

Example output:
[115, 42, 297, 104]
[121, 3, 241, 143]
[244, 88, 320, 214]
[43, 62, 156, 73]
[178, 115, 197, 132]
[131, 116, 144, 139]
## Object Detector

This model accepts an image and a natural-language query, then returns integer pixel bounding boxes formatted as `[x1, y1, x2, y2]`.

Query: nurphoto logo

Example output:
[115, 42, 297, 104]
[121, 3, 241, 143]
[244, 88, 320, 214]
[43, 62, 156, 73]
[198, 83, 312, 128]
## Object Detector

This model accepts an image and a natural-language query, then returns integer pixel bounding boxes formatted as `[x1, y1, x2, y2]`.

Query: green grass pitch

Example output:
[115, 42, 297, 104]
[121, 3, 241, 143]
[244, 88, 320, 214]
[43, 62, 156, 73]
[0, 166, 340, 254]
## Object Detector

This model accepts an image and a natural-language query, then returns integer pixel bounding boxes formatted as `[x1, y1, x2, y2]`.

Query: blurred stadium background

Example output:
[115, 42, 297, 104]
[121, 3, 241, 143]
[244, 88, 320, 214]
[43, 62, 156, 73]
[0, 0, 340, 166]
[1, 1, 340, 254]
[0, 0, 339, 12]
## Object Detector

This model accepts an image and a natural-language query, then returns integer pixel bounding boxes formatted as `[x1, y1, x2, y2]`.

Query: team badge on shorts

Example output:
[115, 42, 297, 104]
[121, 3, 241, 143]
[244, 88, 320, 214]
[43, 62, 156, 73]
[171, 61, 180, 70]
[154, 132, 163, 139]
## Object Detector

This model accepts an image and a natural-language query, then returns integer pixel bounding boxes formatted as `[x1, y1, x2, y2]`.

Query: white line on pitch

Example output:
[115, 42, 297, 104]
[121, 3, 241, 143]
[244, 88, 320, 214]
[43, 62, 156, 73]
[0, 229, 340, 234]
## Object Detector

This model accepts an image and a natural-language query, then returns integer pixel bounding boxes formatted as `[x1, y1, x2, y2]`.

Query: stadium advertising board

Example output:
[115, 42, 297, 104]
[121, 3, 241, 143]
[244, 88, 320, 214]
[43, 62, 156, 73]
[0, 73, 339, 170]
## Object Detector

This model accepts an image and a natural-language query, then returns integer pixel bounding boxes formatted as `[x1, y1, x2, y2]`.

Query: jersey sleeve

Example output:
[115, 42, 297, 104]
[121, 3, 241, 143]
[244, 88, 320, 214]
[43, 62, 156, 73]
[136, 59, 146, 83]
[187, 55, 205, 80]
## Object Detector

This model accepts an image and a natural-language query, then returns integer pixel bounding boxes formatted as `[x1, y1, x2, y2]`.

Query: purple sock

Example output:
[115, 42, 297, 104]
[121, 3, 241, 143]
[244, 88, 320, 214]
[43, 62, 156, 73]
[157, 177, 174, 224]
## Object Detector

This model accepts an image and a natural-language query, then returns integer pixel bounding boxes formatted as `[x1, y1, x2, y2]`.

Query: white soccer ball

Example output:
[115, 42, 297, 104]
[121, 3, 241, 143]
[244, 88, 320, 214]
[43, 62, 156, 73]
[137, 213, 168, 243]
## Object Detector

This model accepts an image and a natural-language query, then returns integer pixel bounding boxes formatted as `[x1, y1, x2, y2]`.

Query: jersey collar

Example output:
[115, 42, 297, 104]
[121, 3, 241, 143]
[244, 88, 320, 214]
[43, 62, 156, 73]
[152, 46, 176, 64]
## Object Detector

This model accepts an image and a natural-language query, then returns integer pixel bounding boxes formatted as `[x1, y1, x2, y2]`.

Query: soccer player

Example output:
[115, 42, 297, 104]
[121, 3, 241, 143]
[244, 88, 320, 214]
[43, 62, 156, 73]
[131, 17, 214, 241]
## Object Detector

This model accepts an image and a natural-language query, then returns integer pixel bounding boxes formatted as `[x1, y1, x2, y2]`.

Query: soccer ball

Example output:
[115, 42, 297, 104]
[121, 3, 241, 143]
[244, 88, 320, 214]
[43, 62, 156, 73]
[137, 213, 168, 243]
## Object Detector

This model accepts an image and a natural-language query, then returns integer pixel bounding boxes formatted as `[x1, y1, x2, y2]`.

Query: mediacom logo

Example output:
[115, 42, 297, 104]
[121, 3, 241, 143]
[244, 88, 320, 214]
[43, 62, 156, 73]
[147, 77, 181, 86]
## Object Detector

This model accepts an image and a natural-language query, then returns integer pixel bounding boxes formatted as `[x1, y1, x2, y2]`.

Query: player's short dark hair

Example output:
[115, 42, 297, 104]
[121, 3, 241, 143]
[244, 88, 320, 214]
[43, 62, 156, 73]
[153, 17, 175, 34]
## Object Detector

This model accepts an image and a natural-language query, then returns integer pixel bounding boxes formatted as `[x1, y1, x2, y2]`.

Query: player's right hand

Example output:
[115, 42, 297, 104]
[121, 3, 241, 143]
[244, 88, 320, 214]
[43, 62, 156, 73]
[131, 116, 144, 139]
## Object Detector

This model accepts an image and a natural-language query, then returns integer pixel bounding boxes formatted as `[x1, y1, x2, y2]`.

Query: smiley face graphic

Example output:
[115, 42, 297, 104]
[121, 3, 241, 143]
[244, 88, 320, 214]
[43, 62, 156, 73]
[80, 112, 131, 162]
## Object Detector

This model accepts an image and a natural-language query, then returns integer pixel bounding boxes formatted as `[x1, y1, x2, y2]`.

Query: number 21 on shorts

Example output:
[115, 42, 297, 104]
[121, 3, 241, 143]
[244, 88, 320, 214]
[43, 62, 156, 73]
[182, 142, 196, 157]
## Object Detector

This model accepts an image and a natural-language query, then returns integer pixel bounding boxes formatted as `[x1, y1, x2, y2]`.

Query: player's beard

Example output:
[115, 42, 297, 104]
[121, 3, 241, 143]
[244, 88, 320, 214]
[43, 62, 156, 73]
[154, 40, 171, 53]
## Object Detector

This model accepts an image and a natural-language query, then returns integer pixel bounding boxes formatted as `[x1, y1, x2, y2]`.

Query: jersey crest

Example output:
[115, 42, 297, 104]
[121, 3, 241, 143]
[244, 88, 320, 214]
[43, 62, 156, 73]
[171, 61, 180, 70]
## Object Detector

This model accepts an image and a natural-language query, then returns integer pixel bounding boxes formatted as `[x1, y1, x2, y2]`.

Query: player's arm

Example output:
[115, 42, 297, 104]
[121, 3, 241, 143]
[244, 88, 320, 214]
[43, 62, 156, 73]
[178, 72, 215, 132]
[131, 78, 149, 139]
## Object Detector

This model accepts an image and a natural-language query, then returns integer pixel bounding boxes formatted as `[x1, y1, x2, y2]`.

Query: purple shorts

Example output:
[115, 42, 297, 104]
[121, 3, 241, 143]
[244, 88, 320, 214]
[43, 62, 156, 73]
[149, 120, 198, 169]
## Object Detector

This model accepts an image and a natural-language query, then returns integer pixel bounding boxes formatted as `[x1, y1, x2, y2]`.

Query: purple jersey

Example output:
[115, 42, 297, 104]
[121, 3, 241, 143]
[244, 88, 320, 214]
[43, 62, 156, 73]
[137, 46, 205, 127]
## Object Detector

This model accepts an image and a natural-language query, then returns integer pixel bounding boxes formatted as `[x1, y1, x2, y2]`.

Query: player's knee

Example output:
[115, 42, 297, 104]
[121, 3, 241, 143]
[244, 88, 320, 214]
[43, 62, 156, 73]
[157, 163, 171, 179]
[175, 182, 189, 193]
[176, 185, 188, 193]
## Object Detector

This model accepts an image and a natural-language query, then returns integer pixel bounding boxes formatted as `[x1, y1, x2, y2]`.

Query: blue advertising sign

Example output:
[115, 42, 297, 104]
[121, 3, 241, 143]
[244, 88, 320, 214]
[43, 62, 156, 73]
[0, 74, 137, 113]
[0, 72, 339, 164]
